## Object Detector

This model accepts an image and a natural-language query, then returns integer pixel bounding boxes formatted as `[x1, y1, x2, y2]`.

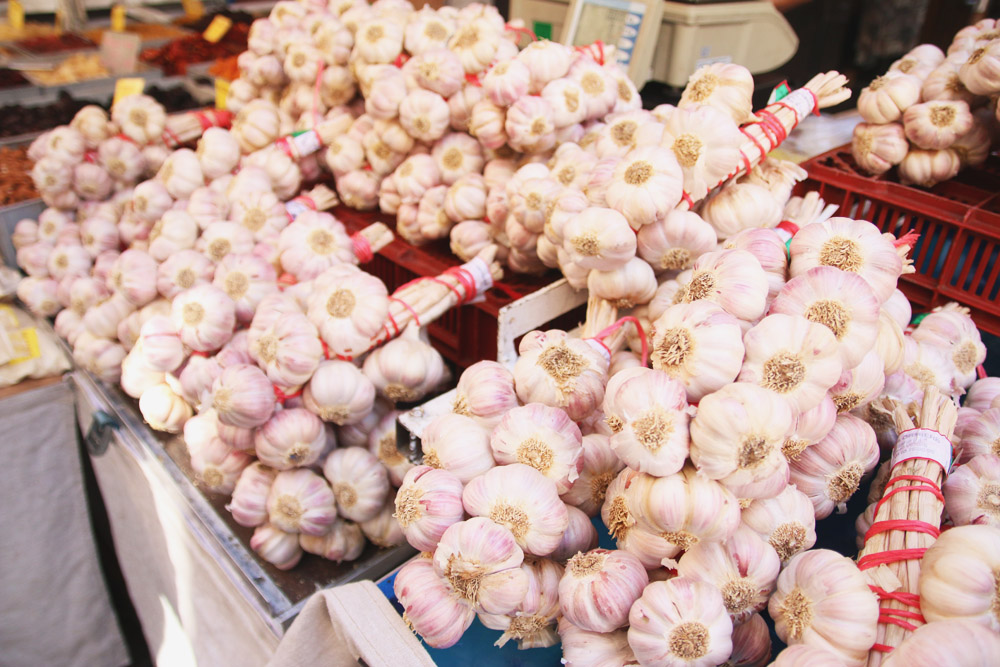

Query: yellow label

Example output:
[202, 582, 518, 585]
[113, 77, 145, 106]
[111, 4, 127, 32]
[8, 0, 24, 31]
[202, 15, 232, 43]
[8, 327, 40, 365]
[214, 77, 229, 110]
[181, 0, 205, 20]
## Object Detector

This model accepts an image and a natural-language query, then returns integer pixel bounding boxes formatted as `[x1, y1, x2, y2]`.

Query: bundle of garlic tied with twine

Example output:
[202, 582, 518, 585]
[857, 386, 958, 665]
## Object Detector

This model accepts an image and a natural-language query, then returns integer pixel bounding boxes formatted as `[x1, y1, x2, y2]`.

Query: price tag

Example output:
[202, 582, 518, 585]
[8, 0, 25, 31]
[111, 4, 127, 32]
[100, 32, 141, 76]
[202, 15, 232, 43]
[214, 77, 229, 110]
[891, 428, 953, 475]
[181, 0, 205, 20]
[113, 77, 145, 106]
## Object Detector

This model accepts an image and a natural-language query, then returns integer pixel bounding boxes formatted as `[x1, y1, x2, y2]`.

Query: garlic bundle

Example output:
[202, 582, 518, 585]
[559, 549, 648, 633]
[211, 363, 276, 429]
[857, 74, 922, 124]
[322, 446, 389, 523]
[250, 523, 302, 570]
[660, 103, 744, 201]
[254, 408, 328, 470]
[171, 285, 236, 353]
[919, 524, 1000, 631]
[479, 557, 563, 649]
[558, 618, 636, 667]
[560, 433, 625, 517]
[421, 413, 494, 483]
[851, 122, 909, 175]
[228, 462, 277, 527]
[303, 360, 375, 425]
[903, 100, 974, 150]
[678, 62, 755, 124]
[462, 463, 569, 557]
[770, 266, 880, 369]
[433, 517, 529, 615]
[394, 465, 465, 552]
[768, 549, 878, 666]
[394, 558, 475, 649]
[513, 329, 609, 422]
[882, 619, 1000, 667]
[363, 325, 448, 403]
[627, 576, 734, 667]
[490, 403, 583, 493]
[690, 383, 792, 500]
[265, 468, 337, 535]
[943, 454, 1000, 527]
[740, 485, 817, 562]
[451, 360, 518, 429]
[602, 368, 690, 477]
[676, 525, 780, 625]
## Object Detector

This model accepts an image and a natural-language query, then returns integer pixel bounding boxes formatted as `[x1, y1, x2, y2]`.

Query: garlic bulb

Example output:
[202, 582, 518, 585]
[513, 329, 609, 422]
[605, 146, 684, 229]
[636, 209, 717, 272]
[254, 408, 327, 470]
[851, 122, 909, 175]
[211, 363, 275, 429]
[561, 434, 625, 517]
[156, 250, 214, 300]
[188, 436, 253, 495]
[740, 485, 817, 562]
[303, 360, 375, 425]
[628, 576, 733, 667]
[478, 556, 563, 649]
[828, 348, 886, 414]
[561, 206, 637, 271]
[451, 360, 518, 430]
[919, 524, 1000, 631]
[912, 304, 987, 389]
[434, 516, 529, 615]
[771, 645, 847, 667]
[690, 383, 792, 500]
[83, 293, 136, 339]
[660, 103, 744, 201]
[966, 377, 1000, 412]
[679, 63, 755, 124]
[768, 549, 878, 666]
[700, 181, 783, 241]
[250, 523, 302, 570]
[322, 446, 389, 523]
[588, 256, 658, 309]
[559, 618, 636, 667]
[677, 525, 780, 624]
[395, 465, 464, 552]
[898, 146, 961, 187]
[171, 285, 236, 353]
[902, 337, 957, 396]
[601, 469, 682, 568]
[420, 413, 494, 483]
[676, 249, 769, 322]
[113, 94, 166, 144]
[490, 403, 583, 493]
[109, 249, 158, 307]
[360, 491, 405, 548]
[279, 211, 354, 281]
[943, 454, 1000, 527]
[393, 558, 475, 649]
[857, 74, 922, 124]
[366, 409, 412, 487]
[148, 210, 198, 262]
[903, 99, 974, 150]
[298, 518, 364, 565]
[399, 88, 450, 143]
[157, 148, 204, 200]
[363, 326, 448, 403]
[783, 396, 837, 462]
[228, 462, 276, 527]
[770, 266, 880, 369]
[266, 468, 337, 535]
[248, 311, 322, 390]
[885, 618, 1000, 667]
[137, 315, 184, 373]
[959, 40, 1000, 95]
[559, 549, 648, 633]
[138, 383, 192, 433]
[602, 368, 690, 477]
[550, 505, 600, 562]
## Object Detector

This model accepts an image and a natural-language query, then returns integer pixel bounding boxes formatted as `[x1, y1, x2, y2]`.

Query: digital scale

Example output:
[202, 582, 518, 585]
[510, 0, 799, 89]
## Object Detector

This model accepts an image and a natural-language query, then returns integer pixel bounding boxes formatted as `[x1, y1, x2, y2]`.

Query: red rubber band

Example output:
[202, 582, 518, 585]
[383, 311, 401, 338]
[490, 280, 520, 300]
[351, 232, 374, 263]
[393, 52, 410, 68]
[273, 384, 303, 403]
[774, 101, 801, 123]
[737, 148, 753, 175]
[194, 111, 214, 131]
[443, 266, 478, 305]
[865, 519, 940, 541]
[776, 220, 800, 236]
[320, 340, 331, 360]
[295, 195, 317, 211]
[871, 643, 894, 653]
[275, 136, 295, 159]
[189, 350, 210, 358]
[857, 547, 928, 570]
[869, 586, 921, 608]
[430, 276, 465, 303]
[740, 126, 768, 159]
[278, 272, 297, 289]
[465, 73, 482, 87]
[115, 132, 137, 145]
[162, 125, 184, 148]
[504, 23, 537, 41]
[680, 191, 694, 209]
[590, 315, 648, 367]
[389, 296, 421, 327]
[979, 364, 988, 379]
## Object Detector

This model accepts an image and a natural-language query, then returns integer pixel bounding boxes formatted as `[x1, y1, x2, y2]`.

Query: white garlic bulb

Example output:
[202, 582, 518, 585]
[559, 549, 648, 633]
[490, 403, 583, 493]
[254, 408, 328, 470]
[919, 524, 1000, 631]
[851, 122, 909, 175]
[740, 485, 817, 563]
[300, 518, 366, 564]
[303, 360, 375, 426]
[558, 617, 636, 667]
[421, 413, 494, 483]
[882, 619, 1000, 667]
[513, 329, 609, 422]
[250, 523, 302, 570]
[857, 73, 922, 124]
[322, 446, 389, 523]
[451, 360, 518, 430]
[943, 454, 1000, 527]
[676, 249, 769, 322]
[394, 465, 465, 552]
[227, 462, 276, 528]
[561, 433, 625, 517]
[266, 468, 337, 535]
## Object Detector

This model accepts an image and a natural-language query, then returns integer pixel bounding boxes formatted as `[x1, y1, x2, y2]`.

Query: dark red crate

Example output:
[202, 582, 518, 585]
[334, 206, 567, 369]
[796, 146, 1000, 336]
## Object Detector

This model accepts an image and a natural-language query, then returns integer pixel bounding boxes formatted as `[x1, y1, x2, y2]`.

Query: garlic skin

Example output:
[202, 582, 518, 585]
[857, 73, 922, 124]
[300, 518, 366, 564]
[250, 523, 303, 570]
[451, 360, 518, 430]
[368, 409, 413, 487]
[139, 383, 192, 433]
[676, 525, 780, 625]
[602, 368, 690, 478]
[394, 465, 465, 552]
[559, 618, 637, 667]
[627, 576, 734, 667]
[490, 403, 583, 494]
[254, 408, 327, 470]
[322, 446, 389, 523]
[559, 549, 648, 633]
[550, 505, 600, 562]
[561, 207, 637, 272]
[394, 558, 475, 649]
[919, 524, 1000, 631]
[966, 377, 1000, 412]
[768, 549, 878, 667]
[265, 468, 337, 536]
[700, 181, 783, 241]
[943, 454, 1000, 527]
[739, 314, 843, 414]
[903, 99, 974, 150]
[513, 330, 609, 422]
[561, 434, 626, 517]
[588, 256, 658, 309]
[421, 413, 494, 483]
[882, 618, 1000, 667]
[303, 360, 375, 426]
[463, 463, 569, 557]
[677, 249, 769, 322]
[171, 285, 236, 353]
[771, 644, 846, 667]
[479, 557, 564, 649]
[188, 436, 253, 495]
[723, 613, 771, 667]
[360, 491, 405, 548]
[211, 363, 276, 429]
[433, 517, 529, 615]
[606, 145, 684, 229]
[227, 462, 277, 527]
[660, 103, 744, 201]
[109, 249, 159, 307]
[770, 266, 881, 370]
[690, 383, 793, 500]
[789, 217, 904, 304]
[784, 396, 837, 462]
[740, 485, 817, 563]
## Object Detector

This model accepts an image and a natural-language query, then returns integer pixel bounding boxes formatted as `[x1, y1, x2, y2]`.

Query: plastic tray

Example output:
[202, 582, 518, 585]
[796, 146, 1000, 336]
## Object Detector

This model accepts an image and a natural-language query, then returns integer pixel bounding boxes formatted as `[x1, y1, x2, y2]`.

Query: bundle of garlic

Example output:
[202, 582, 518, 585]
[852, 21, 1000, 186]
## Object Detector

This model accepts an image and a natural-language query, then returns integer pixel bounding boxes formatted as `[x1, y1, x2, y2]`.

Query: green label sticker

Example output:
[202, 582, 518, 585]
[533, 21, 553, 40]
[768, 80, 791, 105]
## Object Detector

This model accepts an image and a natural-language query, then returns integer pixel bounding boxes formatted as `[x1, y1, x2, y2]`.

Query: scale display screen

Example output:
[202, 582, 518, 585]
[567, 0, 649, 67]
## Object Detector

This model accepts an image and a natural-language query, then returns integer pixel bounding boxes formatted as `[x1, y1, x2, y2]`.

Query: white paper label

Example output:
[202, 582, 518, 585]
[291, 130, 322, 158]
[780, 88, 817, 122]
[584, 337, 612, 364]
[891, 428, 952, 474]
[460, 256, 494, 304]
[285, 199, 310, 220]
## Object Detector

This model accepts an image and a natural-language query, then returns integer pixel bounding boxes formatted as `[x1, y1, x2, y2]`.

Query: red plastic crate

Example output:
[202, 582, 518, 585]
[333, 206, 576, 369]
[796, 146, 1000, 336]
